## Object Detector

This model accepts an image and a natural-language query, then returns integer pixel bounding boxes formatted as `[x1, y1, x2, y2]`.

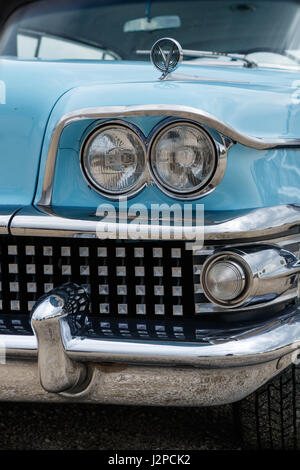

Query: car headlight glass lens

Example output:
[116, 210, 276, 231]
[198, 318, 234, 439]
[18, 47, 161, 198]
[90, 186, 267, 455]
[204, 260, 246, 302]
[150, 123, 216, 195]
[201, 253, 251, 307]
[82, 125, 146, 195]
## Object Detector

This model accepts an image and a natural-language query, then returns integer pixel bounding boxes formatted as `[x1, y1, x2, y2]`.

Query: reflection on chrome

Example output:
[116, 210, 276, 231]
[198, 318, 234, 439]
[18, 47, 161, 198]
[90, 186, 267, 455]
[2, 282, 299, 368]
[201, 245, 300, 308]
[9, 204, 300, 241]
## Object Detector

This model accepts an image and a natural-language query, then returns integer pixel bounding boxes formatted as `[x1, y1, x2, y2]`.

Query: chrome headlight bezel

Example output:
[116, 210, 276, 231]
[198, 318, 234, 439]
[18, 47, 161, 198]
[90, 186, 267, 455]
[148, 120, 228, 200]
[80, 122, 148, 199]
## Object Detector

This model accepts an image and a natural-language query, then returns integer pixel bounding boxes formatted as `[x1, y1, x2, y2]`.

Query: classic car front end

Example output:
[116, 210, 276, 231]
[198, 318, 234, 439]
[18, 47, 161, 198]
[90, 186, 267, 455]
[0, 0, 300, 449]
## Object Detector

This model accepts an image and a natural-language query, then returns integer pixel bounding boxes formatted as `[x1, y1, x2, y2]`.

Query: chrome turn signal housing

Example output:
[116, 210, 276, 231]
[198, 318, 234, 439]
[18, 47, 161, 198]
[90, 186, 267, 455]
[201, 245, 300, 309]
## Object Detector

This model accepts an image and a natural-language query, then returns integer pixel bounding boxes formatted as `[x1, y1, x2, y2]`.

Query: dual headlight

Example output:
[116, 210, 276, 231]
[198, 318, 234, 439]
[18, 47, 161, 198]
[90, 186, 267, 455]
[81, 121, 219, 199]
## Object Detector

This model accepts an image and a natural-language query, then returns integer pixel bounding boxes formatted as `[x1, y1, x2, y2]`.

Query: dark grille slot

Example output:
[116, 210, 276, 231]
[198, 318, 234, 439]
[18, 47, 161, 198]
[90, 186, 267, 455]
[0, 236, 201, 318]
[193, 252, 210, 313]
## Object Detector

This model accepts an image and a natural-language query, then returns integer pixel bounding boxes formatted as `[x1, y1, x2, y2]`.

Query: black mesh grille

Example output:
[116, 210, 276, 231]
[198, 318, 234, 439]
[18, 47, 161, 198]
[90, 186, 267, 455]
[0, 236, 209, 318]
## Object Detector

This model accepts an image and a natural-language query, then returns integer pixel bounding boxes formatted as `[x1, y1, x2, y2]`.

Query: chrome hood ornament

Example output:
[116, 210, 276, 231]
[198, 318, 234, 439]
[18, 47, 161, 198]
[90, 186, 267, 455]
[137, 38, 257, 77]
[150, 37, 183, 79]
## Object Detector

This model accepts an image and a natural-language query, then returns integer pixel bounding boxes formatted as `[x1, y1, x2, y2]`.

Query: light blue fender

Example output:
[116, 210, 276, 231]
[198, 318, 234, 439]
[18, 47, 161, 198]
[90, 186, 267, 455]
[2, 57, 300, 210]
[0, 58, 158, 206]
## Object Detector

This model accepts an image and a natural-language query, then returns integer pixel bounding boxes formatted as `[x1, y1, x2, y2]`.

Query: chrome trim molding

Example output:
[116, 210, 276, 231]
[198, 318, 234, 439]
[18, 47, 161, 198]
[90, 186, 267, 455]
[3, 310, 300, 367]
[0, 206, 21, 235]
[1, 283, 300, 368]
[0, 215, 11, 235]
[38, 105, 300, 207]
[10, 204, 300, 241]
[66, 313, 300, 367]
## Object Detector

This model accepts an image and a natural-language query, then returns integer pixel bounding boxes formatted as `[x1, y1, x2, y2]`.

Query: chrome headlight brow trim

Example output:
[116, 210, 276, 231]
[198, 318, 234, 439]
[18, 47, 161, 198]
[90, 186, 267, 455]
[80, 121, 148, 200]
[38, 105, 300, 208]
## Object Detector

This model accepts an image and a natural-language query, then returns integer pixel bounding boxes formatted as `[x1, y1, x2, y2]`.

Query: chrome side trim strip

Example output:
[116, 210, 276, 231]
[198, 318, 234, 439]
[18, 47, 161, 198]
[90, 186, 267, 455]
[0, 215, 10, 235]
[9, 204, 300, 241]
[3, 335, 37, 355]
[0, 206, 21, 235]
[1, 283, 300, 368]
[38, 105, 300, 207]
[204, 204, 300, 240]
[66, 311, 300, 367]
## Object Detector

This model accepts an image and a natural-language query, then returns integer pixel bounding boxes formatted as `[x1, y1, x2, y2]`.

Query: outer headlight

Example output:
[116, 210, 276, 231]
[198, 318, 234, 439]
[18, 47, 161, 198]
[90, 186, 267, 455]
[150, 122, 217, 197]
[82, 124, 146, 196]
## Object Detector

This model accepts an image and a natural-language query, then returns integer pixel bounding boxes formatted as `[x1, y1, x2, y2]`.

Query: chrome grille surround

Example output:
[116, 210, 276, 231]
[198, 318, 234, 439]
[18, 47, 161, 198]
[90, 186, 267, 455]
[0, 235, 298, 320]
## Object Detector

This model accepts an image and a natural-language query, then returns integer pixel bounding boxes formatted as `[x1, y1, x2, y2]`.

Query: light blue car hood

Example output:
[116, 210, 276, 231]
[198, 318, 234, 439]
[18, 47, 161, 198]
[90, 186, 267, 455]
[1, 58, 300, 206]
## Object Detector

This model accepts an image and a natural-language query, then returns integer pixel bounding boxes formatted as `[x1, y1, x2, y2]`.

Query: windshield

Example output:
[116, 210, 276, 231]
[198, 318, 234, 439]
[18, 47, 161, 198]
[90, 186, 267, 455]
[1, 0, 300, 69]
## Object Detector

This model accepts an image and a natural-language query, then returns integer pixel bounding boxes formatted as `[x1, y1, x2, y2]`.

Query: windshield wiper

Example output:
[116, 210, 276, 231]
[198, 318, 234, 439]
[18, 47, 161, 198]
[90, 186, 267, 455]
[136, 48, 258, 68]
[183, 49, 257, 68]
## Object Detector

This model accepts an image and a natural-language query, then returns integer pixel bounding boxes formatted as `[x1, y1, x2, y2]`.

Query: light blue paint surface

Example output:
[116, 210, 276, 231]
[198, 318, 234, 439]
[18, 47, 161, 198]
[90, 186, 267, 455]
[1, 57, 300, 210]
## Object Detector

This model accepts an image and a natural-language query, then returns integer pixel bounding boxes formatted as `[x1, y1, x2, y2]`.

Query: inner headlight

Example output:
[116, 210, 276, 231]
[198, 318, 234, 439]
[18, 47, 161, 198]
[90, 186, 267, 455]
[82, 124, 146, 196]
[150, 122, 217, 197]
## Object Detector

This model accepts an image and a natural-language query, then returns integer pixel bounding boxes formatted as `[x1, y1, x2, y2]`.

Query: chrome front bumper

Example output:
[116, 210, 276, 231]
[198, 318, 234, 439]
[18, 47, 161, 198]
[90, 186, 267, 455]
[0, 283, 299, 406]
[0, 203, 300, 406]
